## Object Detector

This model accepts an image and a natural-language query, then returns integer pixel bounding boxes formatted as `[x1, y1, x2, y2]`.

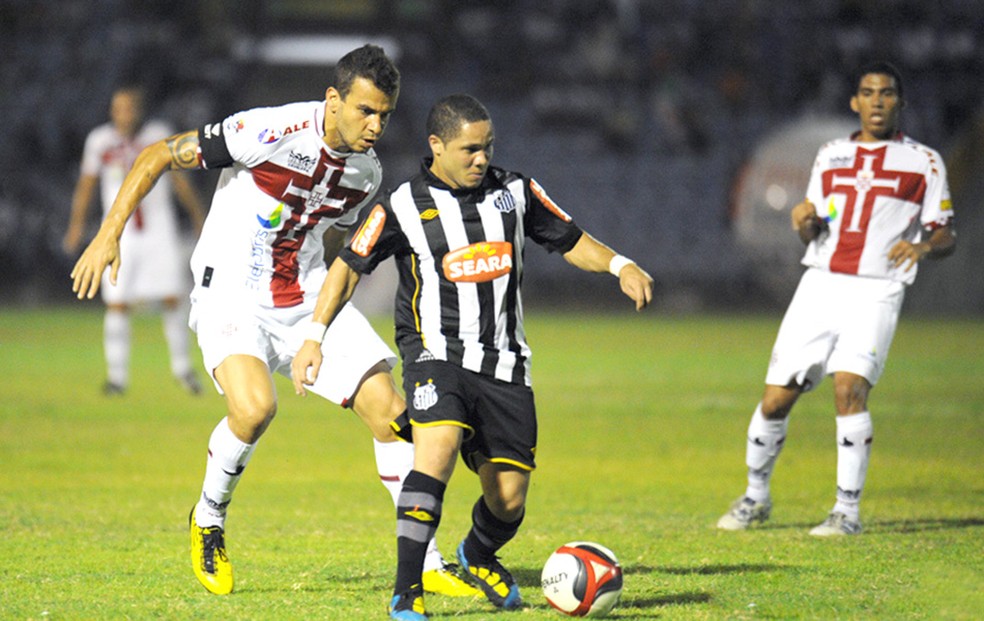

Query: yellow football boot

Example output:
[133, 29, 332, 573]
[189, 507, 233, 594]
[421, 564, 482, 597]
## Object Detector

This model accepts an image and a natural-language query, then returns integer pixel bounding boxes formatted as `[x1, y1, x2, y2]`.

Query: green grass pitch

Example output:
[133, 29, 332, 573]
[1, 307, 981, 619]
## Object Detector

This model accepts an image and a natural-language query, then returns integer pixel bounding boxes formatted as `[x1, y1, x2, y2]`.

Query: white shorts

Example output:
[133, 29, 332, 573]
[101, 227, 190, 304]
[189, 296, 397, 406]
[765, 268, 905, 391]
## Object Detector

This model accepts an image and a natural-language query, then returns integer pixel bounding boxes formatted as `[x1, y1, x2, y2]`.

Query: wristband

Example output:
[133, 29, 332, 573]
[608, 254, 635, 277]
[304, 321, 328, 344]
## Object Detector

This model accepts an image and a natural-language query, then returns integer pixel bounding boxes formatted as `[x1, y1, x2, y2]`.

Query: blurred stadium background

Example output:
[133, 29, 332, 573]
[2, 0, 982, 315]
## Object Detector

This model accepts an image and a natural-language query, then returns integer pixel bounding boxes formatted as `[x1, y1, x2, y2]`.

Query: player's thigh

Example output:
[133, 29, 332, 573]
[413, 423, 465, 483]
[349, 361, 406, 441]
[214, 354, 278, 442]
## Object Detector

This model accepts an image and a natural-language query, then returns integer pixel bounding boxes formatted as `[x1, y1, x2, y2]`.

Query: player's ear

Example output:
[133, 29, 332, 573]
[326, 87, 341, 113]
[849, 95, 860, 114]
[428, 134, 444, 157]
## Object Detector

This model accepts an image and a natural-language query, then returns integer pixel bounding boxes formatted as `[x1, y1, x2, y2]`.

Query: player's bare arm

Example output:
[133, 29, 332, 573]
[322, 226, 348, 266]
[63, 173, 99, 254]
[71, 130, 202, 299]
[888, 224, 956, 271]
[290, 257, 363, 396]
[563, 232, 654, 311]
[790, 199, 824, 245]
[170, 172, 207, 234]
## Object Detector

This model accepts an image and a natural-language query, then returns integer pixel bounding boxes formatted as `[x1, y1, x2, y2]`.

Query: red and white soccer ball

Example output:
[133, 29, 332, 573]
[541, 541, 623, 617]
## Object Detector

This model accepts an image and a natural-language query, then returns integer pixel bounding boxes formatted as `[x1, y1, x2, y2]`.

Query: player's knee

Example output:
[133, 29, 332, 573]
[760, 392, 796, 419]
[227, 392, 277, 442]
[833, 375, 870, 413]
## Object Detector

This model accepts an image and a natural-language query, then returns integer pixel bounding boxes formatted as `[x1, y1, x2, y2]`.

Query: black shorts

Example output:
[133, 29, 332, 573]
[403, 359, 537, 473]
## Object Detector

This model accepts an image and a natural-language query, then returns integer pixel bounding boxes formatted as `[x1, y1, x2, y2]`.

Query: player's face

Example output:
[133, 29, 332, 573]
[110, 90, 144, 138]
[850, 73, 902, 142]
[325, 77, 398, 153]
[428, 120, 494, 190]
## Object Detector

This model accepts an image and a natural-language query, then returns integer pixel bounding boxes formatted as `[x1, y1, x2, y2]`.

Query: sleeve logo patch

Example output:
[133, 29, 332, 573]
[442, 241, 513, 282]
[529, 178, 572, 222]
[350, 204, 387, 257]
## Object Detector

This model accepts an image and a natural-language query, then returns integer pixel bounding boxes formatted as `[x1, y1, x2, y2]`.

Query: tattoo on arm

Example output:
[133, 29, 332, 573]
[166, 131, 201, 170]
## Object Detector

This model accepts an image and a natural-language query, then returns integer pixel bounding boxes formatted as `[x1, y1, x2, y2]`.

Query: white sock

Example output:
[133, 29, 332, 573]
[162, 304, 193, 377]
[373, 438, 414, 506]
[197, 417, 256, 528]
[744, 403, 789, 503]
[832, 411, 873, 520]
[104, 309, 130, 387]
[372, 438, 444, 572]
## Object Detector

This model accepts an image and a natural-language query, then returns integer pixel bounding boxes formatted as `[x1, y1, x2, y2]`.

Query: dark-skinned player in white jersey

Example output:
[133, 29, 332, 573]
[716, 61, 956, 537]
[292, 93, 653, 620]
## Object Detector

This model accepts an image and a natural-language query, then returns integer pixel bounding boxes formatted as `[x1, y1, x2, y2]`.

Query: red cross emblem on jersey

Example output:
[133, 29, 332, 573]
[820, 145, 926, 274]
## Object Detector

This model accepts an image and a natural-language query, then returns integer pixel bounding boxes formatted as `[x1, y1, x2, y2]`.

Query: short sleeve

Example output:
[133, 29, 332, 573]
[340, 201, 407, 274]
[524, 177, 583, 253]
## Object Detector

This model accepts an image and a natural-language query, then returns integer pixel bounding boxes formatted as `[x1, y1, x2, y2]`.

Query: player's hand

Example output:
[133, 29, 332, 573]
[291, 340, 324, 396]
[888, 239, 930, 272]
[790, 200, 820, 231]
[71, 234, 121, 300]
[790, 200, 825, 243]
[619, 263, 654, 311]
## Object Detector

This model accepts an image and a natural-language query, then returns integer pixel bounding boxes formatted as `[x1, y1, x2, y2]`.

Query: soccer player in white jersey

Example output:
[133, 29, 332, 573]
[64, 85, 206, 395]
[717, 62, 956, 536]
[71, 46, 476, 598]
[291, 93, 654, 621]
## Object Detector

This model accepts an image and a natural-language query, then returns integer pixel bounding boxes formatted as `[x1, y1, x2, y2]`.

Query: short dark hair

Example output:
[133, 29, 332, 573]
[334, 44, 400, 98]
[426, 94, 491, 142]
[852, 61, 904, 98]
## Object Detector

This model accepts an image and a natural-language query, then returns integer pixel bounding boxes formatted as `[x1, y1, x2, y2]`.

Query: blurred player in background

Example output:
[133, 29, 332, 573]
[70, 46, 475, 598]
[64, 85, 206, 395]
[291, 93, 653, 620]
[717, 62, 956, 536]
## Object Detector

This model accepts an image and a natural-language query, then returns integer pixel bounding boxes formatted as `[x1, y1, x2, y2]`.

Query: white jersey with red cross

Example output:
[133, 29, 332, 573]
[81, 119, 179, 238]
[800, 134, 953, 285]
[192, 100, 381, 308]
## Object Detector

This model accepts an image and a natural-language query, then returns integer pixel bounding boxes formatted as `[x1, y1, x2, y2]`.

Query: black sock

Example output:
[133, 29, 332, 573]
[462, 496, 523, 564]
[394, 470, 445, 595]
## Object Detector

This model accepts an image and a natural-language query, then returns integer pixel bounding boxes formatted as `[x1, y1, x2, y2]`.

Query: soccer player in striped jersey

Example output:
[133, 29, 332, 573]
[292, 93, 653, 620]
[717, 62, 956, 536]
[71, 45, 475, 599]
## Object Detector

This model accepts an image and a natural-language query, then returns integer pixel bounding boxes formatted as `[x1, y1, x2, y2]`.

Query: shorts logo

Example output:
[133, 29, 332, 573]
[413, 379, 438, 411]
[351, 204, 386, 257]
[256, 202, 284, 229]
[258, 128, 282, 144]
[442, 241, 513, 283]
[287, 150, 317, 174]
[493, 190, 516, 213]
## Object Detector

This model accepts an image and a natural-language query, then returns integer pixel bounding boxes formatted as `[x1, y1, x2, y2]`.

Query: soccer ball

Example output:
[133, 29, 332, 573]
[541, 541, 623, 617]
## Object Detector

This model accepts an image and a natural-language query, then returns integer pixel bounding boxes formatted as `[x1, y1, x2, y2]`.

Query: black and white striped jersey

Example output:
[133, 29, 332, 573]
[341, 161, 583, 386]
